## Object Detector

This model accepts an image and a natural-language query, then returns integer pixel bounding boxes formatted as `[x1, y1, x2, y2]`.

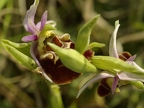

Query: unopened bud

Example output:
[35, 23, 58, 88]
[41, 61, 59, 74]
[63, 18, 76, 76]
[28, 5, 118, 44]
[47, 43, 97, 73]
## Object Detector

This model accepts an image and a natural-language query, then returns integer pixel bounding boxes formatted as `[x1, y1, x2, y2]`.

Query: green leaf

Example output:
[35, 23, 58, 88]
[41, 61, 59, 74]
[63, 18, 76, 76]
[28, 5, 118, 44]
[2, 39, 29, 48]
[91, 56, 141, 74]
[87, 42, 105, 50]
[75, 15, 100, 54]
[2, 39, 31, 57]
[1, 40, 37, 70]
[48, 43, 97, 73]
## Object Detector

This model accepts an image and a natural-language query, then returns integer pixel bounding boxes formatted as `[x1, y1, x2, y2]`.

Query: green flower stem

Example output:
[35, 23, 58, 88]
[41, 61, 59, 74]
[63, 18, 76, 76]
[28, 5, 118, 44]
[50, 85, 64, 108]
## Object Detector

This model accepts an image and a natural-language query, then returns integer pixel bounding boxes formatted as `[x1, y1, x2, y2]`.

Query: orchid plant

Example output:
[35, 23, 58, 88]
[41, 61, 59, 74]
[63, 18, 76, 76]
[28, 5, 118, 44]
[77, 21, 144, 98]
[1, 0, 144, 99]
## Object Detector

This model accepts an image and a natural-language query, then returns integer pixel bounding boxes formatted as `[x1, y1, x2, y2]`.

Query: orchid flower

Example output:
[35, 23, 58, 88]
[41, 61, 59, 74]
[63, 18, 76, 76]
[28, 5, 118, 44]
[22, 0, 56, 42]
[20, 0, 83, 85]
[19, 0, 103, 85]
[77, 21, 144, 98]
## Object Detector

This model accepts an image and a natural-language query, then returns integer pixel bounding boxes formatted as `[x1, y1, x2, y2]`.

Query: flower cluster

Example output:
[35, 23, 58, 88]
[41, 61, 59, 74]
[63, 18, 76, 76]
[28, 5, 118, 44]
[2, 0, 144, 98]
[77, 21, 144, 98]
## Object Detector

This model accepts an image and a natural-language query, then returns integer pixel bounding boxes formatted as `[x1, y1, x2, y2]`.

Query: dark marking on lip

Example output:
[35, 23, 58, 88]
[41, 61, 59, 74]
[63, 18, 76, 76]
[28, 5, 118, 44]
[37, 55, 81, 85]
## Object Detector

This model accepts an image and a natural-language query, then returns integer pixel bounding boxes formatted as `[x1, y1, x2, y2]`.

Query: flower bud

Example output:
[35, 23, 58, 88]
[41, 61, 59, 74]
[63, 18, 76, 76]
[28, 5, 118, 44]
[48, 43, 97, 73]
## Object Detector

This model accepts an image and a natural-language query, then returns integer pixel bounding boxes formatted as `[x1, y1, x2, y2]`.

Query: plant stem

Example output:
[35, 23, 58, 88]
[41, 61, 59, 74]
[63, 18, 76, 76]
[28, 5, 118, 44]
[50, 85, 64, 108]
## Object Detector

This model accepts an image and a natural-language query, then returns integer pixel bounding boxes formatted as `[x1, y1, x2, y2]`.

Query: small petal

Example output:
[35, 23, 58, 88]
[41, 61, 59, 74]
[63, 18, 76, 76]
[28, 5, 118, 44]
[76, 72, 114, 98]
[127, 55, 136, 61]
[117, 72, 144, 82]
[23, 0, 39, 33]
[111, 76, 119, 94]
[40, 11, 48, 30]
[109, 20, 120, 58]
[131, 62, 144, 72]
[45, 20, 57, 27]
[22, 34, 37, 42]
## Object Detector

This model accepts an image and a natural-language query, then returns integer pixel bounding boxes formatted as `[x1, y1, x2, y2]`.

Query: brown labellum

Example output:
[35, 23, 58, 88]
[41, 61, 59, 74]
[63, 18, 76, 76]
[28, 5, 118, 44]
[119, 52, 131, 61]
[36, 34, 81, 85]
[37, 56, 81, 85]
[97, 78, 111, 97]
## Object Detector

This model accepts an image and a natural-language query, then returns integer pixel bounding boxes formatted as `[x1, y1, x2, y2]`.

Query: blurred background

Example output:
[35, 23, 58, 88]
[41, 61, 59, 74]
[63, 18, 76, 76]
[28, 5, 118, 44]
[0, 0, 144, 108]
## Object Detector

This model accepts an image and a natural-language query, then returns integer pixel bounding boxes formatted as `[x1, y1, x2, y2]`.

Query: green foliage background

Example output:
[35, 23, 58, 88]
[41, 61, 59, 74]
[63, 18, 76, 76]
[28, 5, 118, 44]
[0, 0, 144, 108]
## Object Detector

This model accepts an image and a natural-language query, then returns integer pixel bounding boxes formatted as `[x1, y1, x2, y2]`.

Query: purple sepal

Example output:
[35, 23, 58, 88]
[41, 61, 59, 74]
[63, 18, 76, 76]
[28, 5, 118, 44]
[22, 35, 37, 42]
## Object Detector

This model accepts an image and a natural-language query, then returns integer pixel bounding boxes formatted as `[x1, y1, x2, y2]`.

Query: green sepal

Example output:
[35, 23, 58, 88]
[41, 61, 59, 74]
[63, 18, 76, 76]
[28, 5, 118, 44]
[87, 42, 105, 50]
[75, 15, 100, 54]
[48, 43, 97, 73]
[1, 39, 37, 70]
[91, 56, 143, 74]
[130, 81, 144, 89]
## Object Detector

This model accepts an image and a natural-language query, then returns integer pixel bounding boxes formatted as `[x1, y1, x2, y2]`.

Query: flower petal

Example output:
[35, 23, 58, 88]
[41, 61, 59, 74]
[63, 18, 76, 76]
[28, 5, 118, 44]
[117, 72, 144, 82]
[127, 55, 136, 61]
[45, 20, 57, 27]
[131, 61, 144, 72]
[40, 10, 48, 30]
[109, 21, 120, 58]
[27, 18, 39, 33]
[76, 72, 114, 98]
[22, 34, 37, 42]
[36, 20, 56, 30]
[111, 76, 119, 94]
[23, 0, 39, 33]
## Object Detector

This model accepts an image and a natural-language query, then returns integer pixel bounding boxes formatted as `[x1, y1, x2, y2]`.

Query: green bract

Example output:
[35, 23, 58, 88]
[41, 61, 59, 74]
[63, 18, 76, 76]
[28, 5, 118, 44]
[1, 39, 37, 70]
[48, 43, 97, 73]
[91, 56, 143, 74]
[75, 15, 100, 54]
